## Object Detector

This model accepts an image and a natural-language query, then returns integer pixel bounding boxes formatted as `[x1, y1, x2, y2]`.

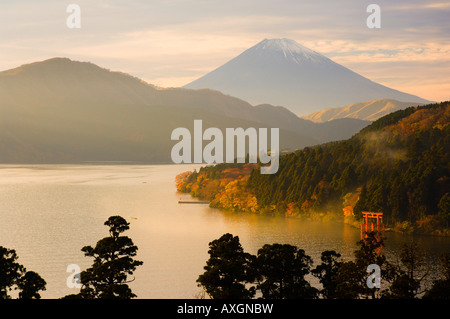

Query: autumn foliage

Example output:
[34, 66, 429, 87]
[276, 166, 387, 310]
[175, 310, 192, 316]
[175, 163, 260, 213]
[175, 102, 450, 236]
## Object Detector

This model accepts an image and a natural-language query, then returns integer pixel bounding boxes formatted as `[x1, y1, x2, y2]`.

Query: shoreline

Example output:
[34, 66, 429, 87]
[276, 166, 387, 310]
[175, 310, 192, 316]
[184, 193, 450, 238]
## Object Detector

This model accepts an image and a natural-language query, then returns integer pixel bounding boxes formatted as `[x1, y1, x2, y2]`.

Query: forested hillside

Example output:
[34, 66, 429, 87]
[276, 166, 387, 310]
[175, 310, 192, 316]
[177, 102, 450, 235]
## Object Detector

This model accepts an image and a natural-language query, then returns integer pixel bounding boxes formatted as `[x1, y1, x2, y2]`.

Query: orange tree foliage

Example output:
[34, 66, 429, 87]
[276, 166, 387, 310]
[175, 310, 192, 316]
[175, 163, 259, 213]
[210, 176, 259, 213]
[385, 104, 450, 136]
[175, 171, 193, 192]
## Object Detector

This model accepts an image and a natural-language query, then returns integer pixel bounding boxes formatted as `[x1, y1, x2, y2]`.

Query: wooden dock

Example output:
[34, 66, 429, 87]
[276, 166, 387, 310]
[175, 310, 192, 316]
[178, 200, 210, 204]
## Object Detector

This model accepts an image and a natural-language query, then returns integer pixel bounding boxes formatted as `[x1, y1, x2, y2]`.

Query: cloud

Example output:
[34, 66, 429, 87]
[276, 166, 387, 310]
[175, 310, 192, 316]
[386, 1, 450, 11]
[0, 0, 448, 101]
[425, 2, 450, 9]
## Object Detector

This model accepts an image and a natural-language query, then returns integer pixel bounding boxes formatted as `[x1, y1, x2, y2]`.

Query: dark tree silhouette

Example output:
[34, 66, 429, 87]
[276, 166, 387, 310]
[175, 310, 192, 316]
[197, 233, 256, 299]
[17, 271, 47, 299]
[0, 246, 46, 299]
[385, 243, 430, 299]
[64, 216, 143, 299]
[197, 232, 450, 300]
[335, 232, 387, 299]
[254, 243, 318, 299]
[334, 260, 363, 299]
[312, 250, 342, 299]
[423, 254, 450, 299]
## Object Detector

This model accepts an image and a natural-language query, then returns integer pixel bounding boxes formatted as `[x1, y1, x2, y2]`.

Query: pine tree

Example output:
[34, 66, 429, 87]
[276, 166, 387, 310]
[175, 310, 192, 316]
[0, 246, 46, 299]
[197, 233, 256, 299]
[64, 216, 143, 299]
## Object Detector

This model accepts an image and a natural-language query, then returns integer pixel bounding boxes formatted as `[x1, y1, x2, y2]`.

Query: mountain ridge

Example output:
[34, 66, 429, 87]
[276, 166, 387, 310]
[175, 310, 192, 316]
[184, 38, 430, 116]
[0, 57, 370, 163]
[302, 99, 425, 122]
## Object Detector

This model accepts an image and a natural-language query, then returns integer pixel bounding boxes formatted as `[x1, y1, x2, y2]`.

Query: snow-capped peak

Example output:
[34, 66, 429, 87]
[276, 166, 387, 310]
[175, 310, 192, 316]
[248, 38, 327, 64]
[184, 38, 429, 115]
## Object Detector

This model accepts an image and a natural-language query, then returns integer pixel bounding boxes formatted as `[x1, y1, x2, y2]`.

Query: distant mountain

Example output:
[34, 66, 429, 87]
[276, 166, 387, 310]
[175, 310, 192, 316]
[0, 58, 370, 163]
[302, 99, 424, 122]
[183, 38, 430, 116]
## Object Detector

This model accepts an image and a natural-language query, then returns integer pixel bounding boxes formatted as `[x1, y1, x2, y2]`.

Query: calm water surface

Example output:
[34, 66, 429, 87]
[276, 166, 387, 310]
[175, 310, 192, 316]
[0, 164, 449, 298]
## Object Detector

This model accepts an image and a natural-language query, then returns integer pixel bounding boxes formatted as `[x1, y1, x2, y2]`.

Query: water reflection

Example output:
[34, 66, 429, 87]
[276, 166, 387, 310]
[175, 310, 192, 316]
[0, 164, 449, 299]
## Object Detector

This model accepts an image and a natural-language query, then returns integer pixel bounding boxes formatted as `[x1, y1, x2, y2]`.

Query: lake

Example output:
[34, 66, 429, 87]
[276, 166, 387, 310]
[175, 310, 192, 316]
[0, 164, 449, 298]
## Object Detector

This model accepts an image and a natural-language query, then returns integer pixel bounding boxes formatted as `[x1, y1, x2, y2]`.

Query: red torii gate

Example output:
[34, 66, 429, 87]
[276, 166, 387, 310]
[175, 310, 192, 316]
[360, 212, 384, 239]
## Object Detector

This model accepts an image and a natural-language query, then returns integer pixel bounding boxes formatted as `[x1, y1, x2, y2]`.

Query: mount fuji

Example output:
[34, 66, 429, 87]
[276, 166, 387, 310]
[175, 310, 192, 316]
[183, 38, 430, 116]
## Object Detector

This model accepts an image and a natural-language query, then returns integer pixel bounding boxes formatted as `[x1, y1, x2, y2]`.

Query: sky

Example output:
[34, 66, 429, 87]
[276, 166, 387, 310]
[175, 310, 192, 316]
[1, 0, 449, 103]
